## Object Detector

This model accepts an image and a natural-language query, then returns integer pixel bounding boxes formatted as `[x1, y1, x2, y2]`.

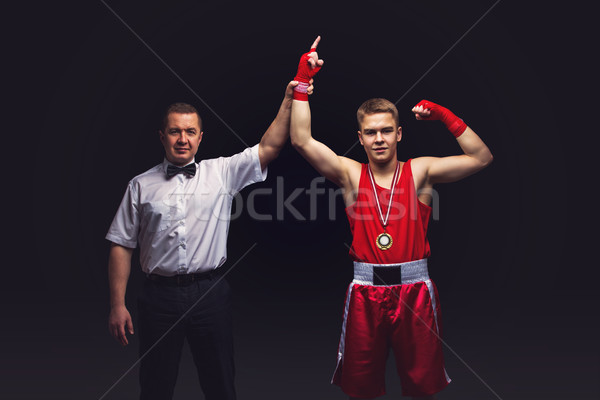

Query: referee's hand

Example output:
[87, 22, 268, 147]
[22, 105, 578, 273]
[109, 305, 134, 346]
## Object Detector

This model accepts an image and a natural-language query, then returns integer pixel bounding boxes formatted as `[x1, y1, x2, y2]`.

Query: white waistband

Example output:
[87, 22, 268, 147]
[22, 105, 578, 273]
[353, 258, 429, 286]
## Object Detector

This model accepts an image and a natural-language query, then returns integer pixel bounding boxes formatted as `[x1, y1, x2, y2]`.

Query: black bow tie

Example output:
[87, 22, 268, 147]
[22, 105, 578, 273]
[166, 163, 196, 178]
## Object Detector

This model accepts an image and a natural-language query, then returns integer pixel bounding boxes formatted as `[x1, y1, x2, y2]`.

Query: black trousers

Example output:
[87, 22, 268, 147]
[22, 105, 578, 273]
[137, 271, 235, 400]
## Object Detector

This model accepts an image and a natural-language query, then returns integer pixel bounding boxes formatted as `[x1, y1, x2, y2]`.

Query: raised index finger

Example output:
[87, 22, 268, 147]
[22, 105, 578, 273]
[310, 36, 321, 50]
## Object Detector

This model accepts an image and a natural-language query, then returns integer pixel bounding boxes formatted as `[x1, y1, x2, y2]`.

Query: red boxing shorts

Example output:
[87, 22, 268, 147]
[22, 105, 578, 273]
[332, 259, 451, 398]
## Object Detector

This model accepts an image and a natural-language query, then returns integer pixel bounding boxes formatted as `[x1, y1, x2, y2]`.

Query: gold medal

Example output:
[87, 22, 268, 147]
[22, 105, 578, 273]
[376, 232, 393, 250]
[367, 162, 400, 251]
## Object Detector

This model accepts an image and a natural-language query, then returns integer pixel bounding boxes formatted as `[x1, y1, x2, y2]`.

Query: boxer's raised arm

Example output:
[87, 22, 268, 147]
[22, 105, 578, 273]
[290, 37, 356, 188]
[258, 80, 310, 170]
[291, 100, 355, 188]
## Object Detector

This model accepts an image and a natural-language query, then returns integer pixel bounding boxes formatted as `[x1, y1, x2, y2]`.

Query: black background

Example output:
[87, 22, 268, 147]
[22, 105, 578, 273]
[3, 1, 598, 399]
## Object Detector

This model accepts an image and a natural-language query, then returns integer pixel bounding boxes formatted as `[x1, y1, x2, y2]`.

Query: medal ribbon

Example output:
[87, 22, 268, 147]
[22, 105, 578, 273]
[367, 162, 400, 230]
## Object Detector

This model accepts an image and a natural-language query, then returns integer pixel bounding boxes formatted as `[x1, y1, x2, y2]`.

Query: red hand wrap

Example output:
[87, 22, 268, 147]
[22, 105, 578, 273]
[414, 99, 467, 138]
[293, 48, 321, 101]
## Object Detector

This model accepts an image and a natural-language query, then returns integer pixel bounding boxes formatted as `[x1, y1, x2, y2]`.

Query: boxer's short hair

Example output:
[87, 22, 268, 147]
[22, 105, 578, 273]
[356, 98, 399, 130]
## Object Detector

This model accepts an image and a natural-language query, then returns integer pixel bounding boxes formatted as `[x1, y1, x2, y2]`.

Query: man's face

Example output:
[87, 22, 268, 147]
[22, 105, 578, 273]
[160, 113, 203, 166]
[358, 113, 402, 163]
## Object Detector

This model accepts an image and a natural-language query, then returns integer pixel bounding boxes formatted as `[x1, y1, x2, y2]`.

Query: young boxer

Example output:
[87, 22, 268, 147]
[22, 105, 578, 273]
[290, 37, 493, 399]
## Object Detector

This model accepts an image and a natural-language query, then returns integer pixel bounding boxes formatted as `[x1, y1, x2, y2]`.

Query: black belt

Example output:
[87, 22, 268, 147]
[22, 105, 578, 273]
[146, 268, 222, 286]
[373, 266, 402, 285]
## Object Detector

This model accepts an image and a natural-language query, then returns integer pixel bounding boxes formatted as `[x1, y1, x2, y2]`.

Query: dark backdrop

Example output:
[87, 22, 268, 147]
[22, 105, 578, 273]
[3, 1, 598, 399]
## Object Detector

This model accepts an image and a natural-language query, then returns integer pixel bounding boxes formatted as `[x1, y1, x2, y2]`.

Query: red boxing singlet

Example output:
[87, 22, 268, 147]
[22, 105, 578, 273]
[346, 159, 431, 264]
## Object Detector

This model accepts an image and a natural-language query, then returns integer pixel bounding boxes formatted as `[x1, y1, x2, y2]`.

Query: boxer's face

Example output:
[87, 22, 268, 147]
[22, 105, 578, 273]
[358, 113, 402, 163]
[160, 112, 203, 166]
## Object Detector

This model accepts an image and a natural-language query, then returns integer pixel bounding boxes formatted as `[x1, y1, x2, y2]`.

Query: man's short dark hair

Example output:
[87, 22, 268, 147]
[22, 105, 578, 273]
[161, 103, 202, 131]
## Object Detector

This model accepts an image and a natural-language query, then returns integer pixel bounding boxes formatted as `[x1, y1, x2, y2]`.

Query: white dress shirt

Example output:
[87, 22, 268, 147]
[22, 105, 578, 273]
[106, 144, 267, 276]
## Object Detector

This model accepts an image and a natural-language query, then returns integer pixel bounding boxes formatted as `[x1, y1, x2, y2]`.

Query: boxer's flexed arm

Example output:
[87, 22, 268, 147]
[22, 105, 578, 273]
[410, 100, 493, 187]
[290, 37, 360, 192]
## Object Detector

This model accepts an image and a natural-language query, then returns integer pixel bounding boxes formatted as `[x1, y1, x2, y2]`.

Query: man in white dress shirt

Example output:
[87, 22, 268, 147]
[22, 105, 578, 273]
[106, 79, 312, 399]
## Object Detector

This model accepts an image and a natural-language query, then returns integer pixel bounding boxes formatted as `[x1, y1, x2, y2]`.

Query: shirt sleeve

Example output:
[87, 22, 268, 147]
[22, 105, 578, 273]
[223, 143, 268, 195]
[105, 181, 140, 248]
